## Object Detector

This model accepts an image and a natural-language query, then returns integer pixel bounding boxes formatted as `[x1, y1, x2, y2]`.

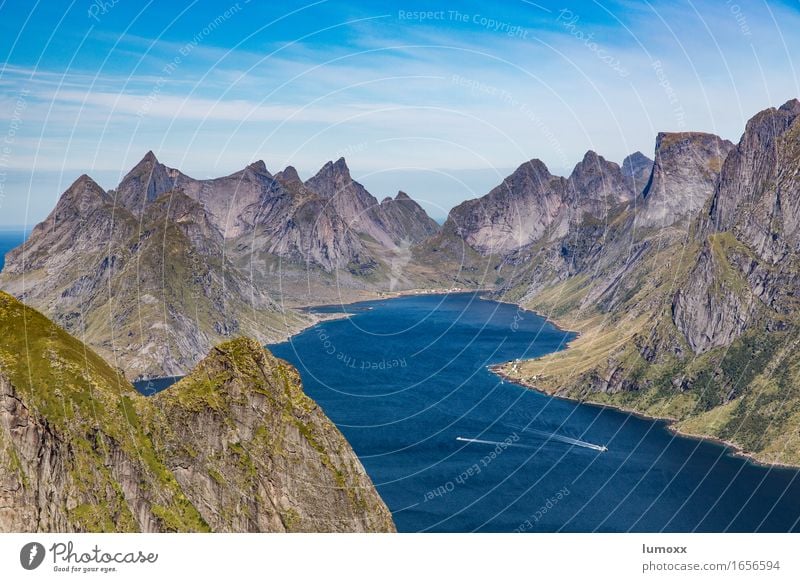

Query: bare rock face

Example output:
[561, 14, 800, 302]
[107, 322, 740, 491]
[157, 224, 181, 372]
[112, 153, 439, 273]
[0, 294, 395, 532]
[442, 151, 638, 258]
[305, 158, 438, 248]
[379, 191, 440, 242]
[565, 150, 636, 218]
[445, 159, 568, 254]
[621, 151, 653, 196]
[673, 99, 800, 353]
[636, 132, 734, 229]
[236, 164, 375, 272]
[116, 152, 285, 238]
[672, 236, 755, 352]
[0, 178, 302, 379]
[709, 98, 800, 260]
[147, 338, 395, 532]
[114, 151, 192, 214]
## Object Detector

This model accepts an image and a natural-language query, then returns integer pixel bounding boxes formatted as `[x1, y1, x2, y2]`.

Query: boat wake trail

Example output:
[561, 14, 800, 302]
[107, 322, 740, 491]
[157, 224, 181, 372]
[455, 437, 536, 449]
[458, 424, 608, 452]
[517, 425, 608, 452]
[527, 429, 607, 451]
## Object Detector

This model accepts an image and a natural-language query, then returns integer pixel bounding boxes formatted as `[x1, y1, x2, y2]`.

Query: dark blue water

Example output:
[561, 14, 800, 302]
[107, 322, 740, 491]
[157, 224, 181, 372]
[0, 228, 30, 271]
[267, 292, 800, 532]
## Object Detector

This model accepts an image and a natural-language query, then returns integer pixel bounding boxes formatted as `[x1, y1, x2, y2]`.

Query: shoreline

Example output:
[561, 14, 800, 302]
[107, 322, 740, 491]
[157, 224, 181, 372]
[478, 290, 583, 337]
[489, 365, 799, 470]
[137, 286, 480, 383]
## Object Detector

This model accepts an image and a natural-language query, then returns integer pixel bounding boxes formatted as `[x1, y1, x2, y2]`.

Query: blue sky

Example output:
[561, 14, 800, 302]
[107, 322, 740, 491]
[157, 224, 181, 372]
[1, 0, 799, 224]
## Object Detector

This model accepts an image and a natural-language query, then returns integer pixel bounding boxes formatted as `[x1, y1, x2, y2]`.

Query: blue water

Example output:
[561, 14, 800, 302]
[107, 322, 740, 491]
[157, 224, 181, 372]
[266, 292, 800, 532]
[0, 228, 30, 271]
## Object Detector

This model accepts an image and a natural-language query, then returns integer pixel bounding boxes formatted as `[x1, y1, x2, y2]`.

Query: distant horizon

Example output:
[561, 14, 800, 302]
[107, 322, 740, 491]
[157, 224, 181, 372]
[3, 0, 800, 225]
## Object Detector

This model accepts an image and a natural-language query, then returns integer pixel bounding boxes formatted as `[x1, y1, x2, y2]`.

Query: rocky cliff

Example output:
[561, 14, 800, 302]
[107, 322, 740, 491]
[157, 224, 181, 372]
[0, 176, 307, 379]
[444, 159, 569, 255]
[112, 152, 439, 271]
[442, 151, 635, 259]
[145, 337, 395, 532]
[0, 153, 442, 377]
[498, 99, 800, 466]
[636, 132, 734, 228]
[0, 292, 394, 532]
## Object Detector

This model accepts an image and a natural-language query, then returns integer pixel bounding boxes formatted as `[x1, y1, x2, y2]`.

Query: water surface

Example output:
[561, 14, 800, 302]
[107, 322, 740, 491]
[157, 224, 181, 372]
[268, 292, 800, 532]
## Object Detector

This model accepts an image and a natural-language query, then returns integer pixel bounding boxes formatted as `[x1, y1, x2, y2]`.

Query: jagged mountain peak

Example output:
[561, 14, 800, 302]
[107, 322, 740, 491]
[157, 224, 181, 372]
[621, 151, 652, 173]
[312, 157, 352, 183]
[275, 165, 302, 185]
[247, 160, 268, 174]
[570, 150, 619, 173]
[567, 150, 633, 208]
[637, 131, 734, 227]
[126, 150, 161, 175]
[395, 190, 411, 200]
[621, 151, 654, 196]
[71, 173, 104, 190]
[779, 97, 800, 114]
[333, 156, 349, 171]
[509, 158, 552, 182]
[141, 149, 158, 162]
[56, 173, 111, 209]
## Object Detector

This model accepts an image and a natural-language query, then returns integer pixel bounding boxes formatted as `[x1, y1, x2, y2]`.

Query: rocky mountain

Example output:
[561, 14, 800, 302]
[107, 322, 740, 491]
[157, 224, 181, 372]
[305, 158, 438, 247]
[497, 99, 800, 466]
[621, 151, 653, 196]
[0, 153, 442, 376]
[444, 159, 569, 255]
[379, 191, 440, 243]
[112, 152, 439, 269]
[636, 132, 734, 228]
[0, 175, 307, 379]
[565, 150, 636, 218]
[673, 99, 800, 353]
[146, 337, 394, 532]
[0, 292, 394, 532]
[441, 151, 636, 258]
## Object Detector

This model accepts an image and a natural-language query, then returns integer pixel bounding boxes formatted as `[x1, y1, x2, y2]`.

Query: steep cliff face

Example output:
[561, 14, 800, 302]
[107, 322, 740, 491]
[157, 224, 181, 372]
[379, 191, 440, 242]
[238, 164, 374, 272]
[114, 153, 438, 271]
[442, 151, 636, 260]
[500, 100, 800, 466]
[305, 158, 439, 248]
[0, 178, 306, 379]
[0, 291, 208, 533]
[673, 99, 800, 354]
[565, 150, 635, 218]
[115, 152, 283, 238]
[445, 159, 568, 254]
[636, 132, 734, 228]
[0, 293, 395, 532]
[145, 338, 395, 532]
[114, 151, 193, 215]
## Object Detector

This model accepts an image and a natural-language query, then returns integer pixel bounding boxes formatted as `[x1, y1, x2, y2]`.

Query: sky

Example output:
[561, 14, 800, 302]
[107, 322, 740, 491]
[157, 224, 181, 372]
[1, 0, 799, 224]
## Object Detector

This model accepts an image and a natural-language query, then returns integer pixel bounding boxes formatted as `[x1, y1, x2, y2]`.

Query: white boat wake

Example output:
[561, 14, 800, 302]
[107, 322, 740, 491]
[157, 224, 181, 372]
[455, 436, 536, 449]
[457, 427, 608, 452]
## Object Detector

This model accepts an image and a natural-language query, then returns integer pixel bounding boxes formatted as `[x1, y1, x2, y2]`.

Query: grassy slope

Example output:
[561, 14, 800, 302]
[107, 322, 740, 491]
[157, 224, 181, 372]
[499, 221, 800, 466]
[0, 291, 208, 531]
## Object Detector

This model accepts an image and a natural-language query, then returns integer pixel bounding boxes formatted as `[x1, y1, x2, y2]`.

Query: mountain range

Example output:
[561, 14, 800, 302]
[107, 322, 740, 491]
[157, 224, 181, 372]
[2, 98, 800, 472]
